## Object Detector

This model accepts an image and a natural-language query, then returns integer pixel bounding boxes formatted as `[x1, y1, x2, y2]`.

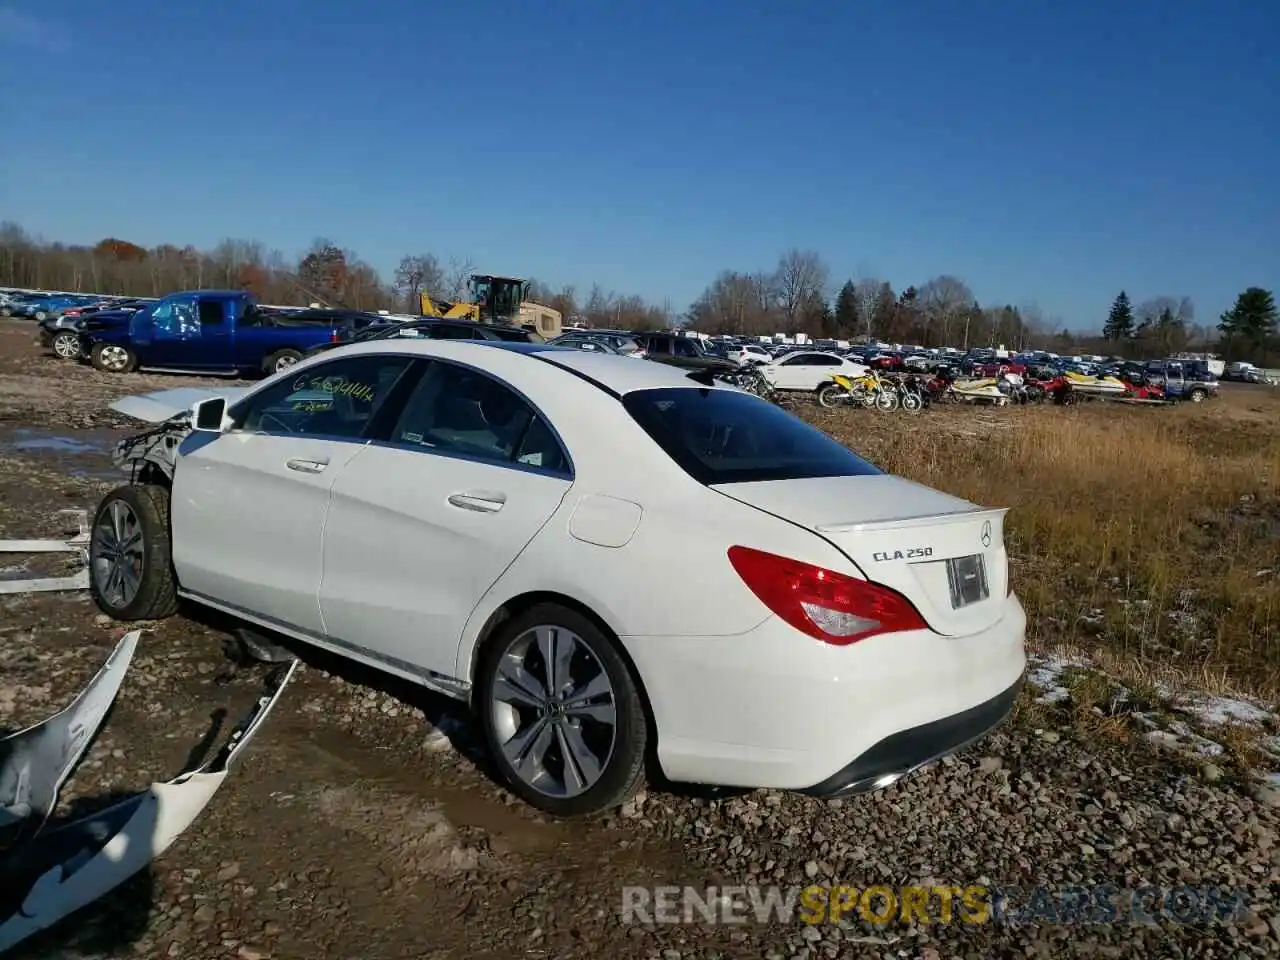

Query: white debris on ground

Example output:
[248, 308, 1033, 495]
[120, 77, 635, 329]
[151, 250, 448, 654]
[1026, 651, 1280, 805]
[1170, 691, 1274, 727]
[1025, 652, 1091, 705]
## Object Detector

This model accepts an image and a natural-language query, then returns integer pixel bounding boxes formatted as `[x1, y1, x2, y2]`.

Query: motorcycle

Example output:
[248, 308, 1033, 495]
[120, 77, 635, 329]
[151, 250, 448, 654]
[895, 374, 926, 412]
[818, 371, 899, 411]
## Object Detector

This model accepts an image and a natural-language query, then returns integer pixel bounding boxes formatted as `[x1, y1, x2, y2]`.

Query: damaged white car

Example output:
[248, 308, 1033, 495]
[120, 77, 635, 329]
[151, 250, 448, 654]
[92, 339, 1027, 816]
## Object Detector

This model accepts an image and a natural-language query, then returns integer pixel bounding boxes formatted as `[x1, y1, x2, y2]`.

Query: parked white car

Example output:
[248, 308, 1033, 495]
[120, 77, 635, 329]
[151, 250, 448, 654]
[725, 343, 773, 366]
[758, 351, 870, 394]
[94, 339, 1026, 817]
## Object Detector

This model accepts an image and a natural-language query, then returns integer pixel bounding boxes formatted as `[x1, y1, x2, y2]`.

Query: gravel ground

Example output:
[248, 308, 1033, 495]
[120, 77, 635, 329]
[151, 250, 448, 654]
[1, 319, 1277, 959]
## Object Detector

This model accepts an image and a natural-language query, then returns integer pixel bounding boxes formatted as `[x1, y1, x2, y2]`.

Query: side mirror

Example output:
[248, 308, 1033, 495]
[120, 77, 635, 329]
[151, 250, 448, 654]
[191, 397, 229, 432]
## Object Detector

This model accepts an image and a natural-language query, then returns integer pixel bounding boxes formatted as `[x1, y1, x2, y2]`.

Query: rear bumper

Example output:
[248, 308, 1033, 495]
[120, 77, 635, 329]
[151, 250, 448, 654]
[624, 594, 1027, 792]
[799, 675, 1022, 797]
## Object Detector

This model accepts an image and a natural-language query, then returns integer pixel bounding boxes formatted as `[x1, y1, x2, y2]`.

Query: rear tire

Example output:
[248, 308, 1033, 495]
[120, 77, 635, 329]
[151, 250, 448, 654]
[89, 484, 179, 621]
[264, 349, 304, 375]
[816, 384, 843, 408]
[90, 342, 137, 373]
[475, 603, 648, 817]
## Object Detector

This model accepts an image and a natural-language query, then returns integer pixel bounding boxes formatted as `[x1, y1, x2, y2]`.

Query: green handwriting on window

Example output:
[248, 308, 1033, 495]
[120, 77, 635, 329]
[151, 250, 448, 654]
[292, 375, 376, 404]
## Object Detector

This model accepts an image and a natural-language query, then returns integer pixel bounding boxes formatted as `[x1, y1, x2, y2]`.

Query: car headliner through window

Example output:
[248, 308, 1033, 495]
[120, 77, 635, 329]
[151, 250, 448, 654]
[622, 386, 881, 485]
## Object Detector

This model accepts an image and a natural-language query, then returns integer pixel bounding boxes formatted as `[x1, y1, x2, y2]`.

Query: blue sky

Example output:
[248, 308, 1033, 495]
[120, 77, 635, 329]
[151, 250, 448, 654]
[2, 0, 1276, 330]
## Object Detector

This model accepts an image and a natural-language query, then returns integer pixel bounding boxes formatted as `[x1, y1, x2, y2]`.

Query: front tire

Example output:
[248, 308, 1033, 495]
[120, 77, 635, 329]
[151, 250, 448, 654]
[475, 603, 648, 817]
[51, 330, 81, 359]
[90, 342, 137, 373]
[89, 484, 179, 621]
[1188, 388, 1206, 403]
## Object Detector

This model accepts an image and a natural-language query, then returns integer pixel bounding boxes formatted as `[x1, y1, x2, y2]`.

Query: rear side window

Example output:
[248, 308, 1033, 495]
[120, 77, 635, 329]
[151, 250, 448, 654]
[197, 300, 224, 326]
[388, 360, 571, 474]
[622, 387, 881, 485]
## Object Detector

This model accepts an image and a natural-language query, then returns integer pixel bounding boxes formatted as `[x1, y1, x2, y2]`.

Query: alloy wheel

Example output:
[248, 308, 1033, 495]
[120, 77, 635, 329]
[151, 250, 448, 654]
[52, 333, 80, 359]
[489, 625, 618, 799]
[90, 500, 145, 609]
[99, 345, 130, 371]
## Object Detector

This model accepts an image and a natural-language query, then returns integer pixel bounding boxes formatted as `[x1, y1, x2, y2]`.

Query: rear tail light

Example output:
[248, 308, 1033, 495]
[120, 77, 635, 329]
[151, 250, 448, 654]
[329, 330, 340, 343]
[727, 545, 927, 645]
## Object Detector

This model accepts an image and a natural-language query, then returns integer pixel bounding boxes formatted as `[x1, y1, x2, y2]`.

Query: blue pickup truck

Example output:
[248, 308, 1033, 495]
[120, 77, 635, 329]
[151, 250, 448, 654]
[78, 290, 350, 376]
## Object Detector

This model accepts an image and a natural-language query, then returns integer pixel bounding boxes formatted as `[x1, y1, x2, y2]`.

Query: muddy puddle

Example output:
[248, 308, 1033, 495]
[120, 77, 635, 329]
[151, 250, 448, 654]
[0, 427, 126, 481]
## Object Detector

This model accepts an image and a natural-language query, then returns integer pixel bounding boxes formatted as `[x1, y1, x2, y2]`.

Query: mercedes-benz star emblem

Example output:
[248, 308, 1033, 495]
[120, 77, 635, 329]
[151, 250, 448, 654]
[980, 520, 992, 548]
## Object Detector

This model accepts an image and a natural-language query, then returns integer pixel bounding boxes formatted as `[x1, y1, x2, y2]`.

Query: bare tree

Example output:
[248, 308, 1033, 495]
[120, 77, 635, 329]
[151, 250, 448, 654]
[772, 249, 829, 334]
[1017, 302, 1048, 349]
[852, 278, 883, 340]
[916, 275, 974, 348]
[687, 270, 781, 335]
[1136, 295, 1194, 326]
[440, 256, 476, 303]
[393, 254, 442, 311]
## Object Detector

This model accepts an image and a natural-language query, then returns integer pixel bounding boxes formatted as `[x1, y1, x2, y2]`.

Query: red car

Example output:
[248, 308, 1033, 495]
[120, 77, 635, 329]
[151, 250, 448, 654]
[869, 352, 904, 371]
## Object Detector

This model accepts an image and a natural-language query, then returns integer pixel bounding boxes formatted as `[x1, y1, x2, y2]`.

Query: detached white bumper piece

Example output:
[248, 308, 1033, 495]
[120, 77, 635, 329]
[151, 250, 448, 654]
[0, 658, 297, 952]
[0, 631, 140, 851]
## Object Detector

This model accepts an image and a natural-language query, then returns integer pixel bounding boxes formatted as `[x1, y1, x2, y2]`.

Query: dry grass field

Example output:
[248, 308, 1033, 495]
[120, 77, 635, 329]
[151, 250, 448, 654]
[805, 387, 1280, 702]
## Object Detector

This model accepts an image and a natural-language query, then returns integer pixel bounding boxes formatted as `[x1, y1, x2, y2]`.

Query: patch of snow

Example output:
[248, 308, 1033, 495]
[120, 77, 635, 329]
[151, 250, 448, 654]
[1164, 720, 1228, 757]
[1173, 694, 1276, 729]
[1026, 653, 1090, 705]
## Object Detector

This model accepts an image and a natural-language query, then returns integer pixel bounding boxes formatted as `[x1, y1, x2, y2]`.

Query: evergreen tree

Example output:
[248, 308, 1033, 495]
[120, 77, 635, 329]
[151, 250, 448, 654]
[833, 280, 859, 334]
[1218, 287, 1278, 358]
[1103, 291, 1134, 341]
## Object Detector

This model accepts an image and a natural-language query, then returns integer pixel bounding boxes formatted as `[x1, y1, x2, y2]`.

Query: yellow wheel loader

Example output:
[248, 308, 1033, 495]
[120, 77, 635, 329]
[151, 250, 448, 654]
[419, 274, 562, 338]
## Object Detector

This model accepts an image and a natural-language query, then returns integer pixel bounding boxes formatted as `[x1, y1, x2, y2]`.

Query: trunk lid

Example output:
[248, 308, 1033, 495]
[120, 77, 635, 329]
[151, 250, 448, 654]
[712, 474, 1010, 636]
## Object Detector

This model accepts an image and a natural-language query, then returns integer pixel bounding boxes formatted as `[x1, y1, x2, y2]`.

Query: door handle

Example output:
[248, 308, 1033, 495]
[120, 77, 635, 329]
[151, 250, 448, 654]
[447, 491, 506, 513]
[286, 457, 328, 474]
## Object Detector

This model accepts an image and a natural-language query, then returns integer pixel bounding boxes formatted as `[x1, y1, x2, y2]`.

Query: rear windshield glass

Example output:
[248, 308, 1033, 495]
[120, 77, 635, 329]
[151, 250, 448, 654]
[622, 387, 882, 485]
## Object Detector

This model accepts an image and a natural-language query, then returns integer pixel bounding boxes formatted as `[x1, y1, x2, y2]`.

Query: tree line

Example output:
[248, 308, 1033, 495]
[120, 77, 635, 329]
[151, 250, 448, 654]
[1102, 289, 1278, 366]
[0, 223, 673, 331]
[0, 222, 1273, 361]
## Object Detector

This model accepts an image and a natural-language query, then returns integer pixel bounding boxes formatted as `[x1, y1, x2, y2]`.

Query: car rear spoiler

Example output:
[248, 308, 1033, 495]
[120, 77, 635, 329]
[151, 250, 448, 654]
[816, 506, 1009, 535]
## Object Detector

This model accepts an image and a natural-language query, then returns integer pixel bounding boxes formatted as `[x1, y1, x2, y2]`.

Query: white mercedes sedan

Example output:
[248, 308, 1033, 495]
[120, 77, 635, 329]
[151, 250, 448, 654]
[92, 339, 1027, 817]
[757, 350, 870, 394]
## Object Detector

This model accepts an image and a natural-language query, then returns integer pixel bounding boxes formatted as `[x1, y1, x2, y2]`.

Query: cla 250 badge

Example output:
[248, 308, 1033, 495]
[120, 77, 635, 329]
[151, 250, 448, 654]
[872, 547, 934, 562]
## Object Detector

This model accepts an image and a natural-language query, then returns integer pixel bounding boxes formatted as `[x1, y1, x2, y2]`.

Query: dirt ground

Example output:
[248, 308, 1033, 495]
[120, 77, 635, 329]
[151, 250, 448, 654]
[1, 319, 1278, 960]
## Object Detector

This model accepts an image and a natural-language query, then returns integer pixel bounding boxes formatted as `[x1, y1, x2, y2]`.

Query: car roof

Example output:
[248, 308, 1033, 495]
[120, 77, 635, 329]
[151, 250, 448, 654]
[321, 339, 726, 395]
